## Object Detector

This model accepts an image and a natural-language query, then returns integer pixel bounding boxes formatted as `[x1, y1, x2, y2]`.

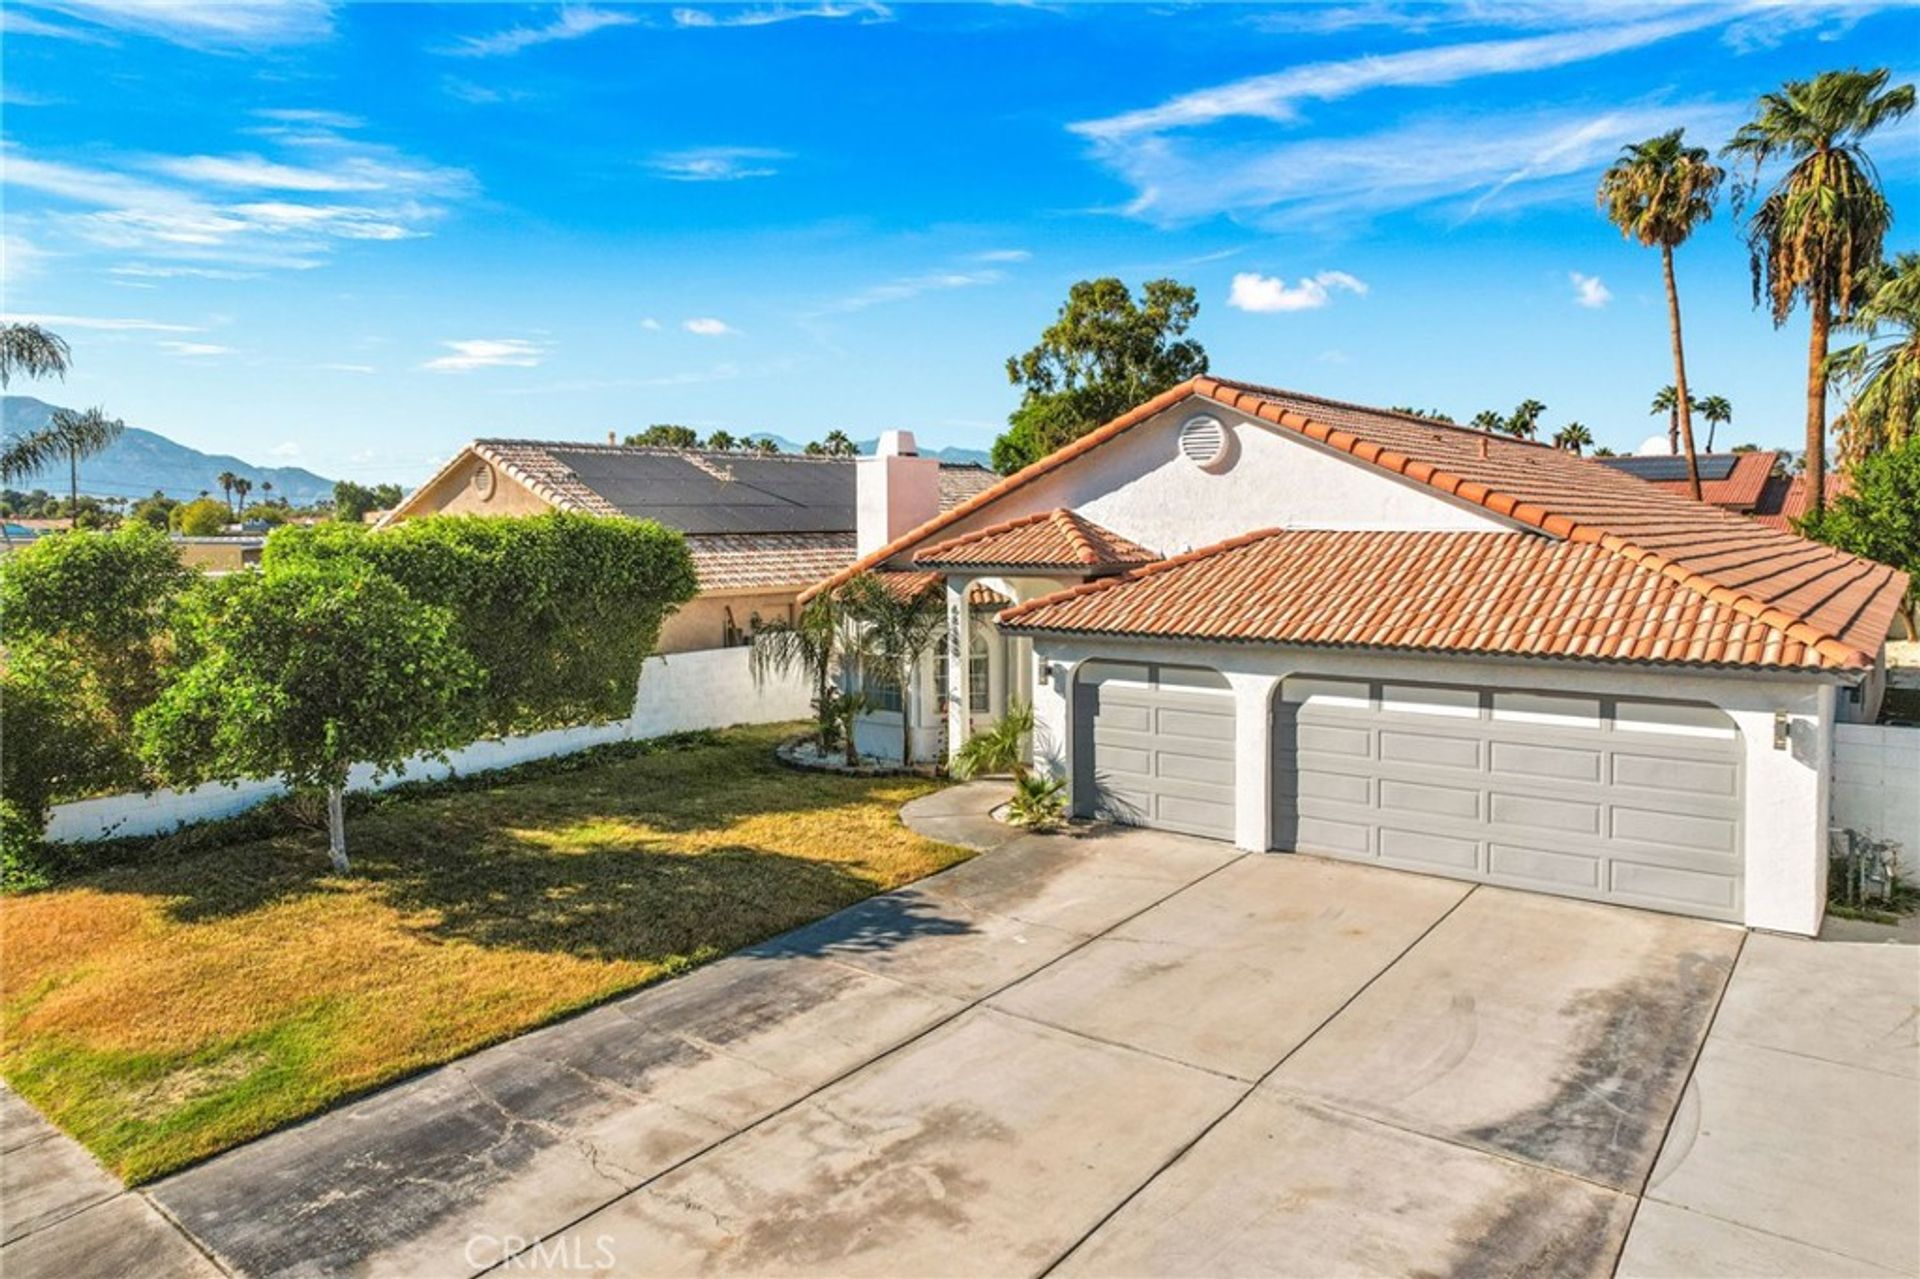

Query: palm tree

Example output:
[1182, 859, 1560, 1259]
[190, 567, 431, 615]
[1829, 252, 1920, 462]
[216, 470, 238, 516]
[1552, 422, 1595, 454]
[1725, 67, 1916, 521]
[838, 572, 946, 769]
[0, 323, 71, 389]
[803, 441, 826, 456]
[261, 480, 275, 503]
[233, 477, 253, 514]
[705, 430, 739, 451]
[749, 595, 848, 746]
[37, 407, 125, 524]
[1599, 129, 1723, 500]
[751, 437, 781, 455]
[820, 429, 858, 458]
[1504, 399, 1547, 439]
[1696, 395, 1734, 452]
[1470, 410, 1505, 433]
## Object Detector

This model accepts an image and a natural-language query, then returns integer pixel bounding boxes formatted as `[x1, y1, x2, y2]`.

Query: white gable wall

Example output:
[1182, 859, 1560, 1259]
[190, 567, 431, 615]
[885, 395, 1512, 565]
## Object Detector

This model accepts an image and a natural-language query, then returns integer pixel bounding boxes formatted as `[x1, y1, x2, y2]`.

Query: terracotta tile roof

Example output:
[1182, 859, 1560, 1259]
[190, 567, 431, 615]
[1753, 471, 1851, 531]
[1600, 451, 1780, 511]
[806, 377, 1907, 668]
[687, 532, 856, 593]
[1000, 528, 1871, 672]
[913, 509, 1157, 571]
[939, 463, 999, 509]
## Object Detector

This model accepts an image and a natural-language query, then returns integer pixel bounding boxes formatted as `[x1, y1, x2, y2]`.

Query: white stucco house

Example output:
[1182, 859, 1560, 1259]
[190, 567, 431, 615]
[803, 378, 1910, 937]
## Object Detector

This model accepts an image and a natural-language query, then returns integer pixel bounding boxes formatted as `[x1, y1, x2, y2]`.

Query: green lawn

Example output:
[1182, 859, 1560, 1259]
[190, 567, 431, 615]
[0, 725, 967, 1184]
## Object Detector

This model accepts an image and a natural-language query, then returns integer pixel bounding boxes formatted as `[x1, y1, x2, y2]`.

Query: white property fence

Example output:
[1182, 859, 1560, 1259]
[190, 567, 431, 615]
[1831, 722, 1920, 861]
[45, 646, 813, 844]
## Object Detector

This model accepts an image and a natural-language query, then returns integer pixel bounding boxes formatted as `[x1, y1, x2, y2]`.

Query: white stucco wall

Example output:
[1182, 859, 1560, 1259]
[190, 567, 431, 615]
[45, 647, 813, 844]
[1027, 633, 1841, 935]
[874, 395, 1513, 568]
[1831, 722, 1920, 861]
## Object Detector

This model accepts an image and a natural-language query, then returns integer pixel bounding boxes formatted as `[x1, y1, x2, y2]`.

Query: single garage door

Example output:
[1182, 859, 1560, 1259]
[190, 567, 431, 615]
[1075, 661, 1236, 839]
[1273, 676, 1744, 921]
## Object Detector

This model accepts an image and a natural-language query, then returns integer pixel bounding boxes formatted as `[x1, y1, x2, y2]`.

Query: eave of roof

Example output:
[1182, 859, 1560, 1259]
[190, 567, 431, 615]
[913, 508, 1157, 571]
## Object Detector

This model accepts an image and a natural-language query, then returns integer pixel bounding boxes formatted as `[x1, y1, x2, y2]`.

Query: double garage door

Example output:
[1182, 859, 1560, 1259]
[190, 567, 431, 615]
[1075, 665, 1745, 921]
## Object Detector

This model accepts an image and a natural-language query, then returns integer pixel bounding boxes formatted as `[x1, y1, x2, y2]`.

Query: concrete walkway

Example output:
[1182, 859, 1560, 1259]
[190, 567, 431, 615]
[7, 785, 1916, 1277]
[0, 1087, 219, 1277]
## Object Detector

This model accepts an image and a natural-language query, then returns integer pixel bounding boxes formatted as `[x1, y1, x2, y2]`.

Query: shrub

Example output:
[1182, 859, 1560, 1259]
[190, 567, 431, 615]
[263, 513, 698, 737]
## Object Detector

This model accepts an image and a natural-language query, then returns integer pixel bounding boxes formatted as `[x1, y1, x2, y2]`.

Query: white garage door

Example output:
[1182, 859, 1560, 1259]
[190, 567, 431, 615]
[1074, 661, 1236, 840]
[1273, 677, 1744, 921]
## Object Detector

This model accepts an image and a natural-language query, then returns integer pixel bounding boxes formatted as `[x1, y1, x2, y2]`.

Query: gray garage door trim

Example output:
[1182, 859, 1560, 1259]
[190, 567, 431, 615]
[1075, 661, 1236, 840]
[1273, 676, 1744, 921]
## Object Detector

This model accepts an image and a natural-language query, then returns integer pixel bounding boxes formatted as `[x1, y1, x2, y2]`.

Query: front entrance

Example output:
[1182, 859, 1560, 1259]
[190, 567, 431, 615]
[1073, 661, 1236, 840]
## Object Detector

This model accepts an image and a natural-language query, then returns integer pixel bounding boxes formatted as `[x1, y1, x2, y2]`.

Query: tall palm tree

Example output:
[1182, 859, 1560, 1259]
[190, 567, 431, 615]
[838, 572, 946, 769]
[233, 476, 253, 514]
[216, 471, 238, 515]
[1599, 129, 1723, 500]
[1470, 410, 1505, 433]
[1829, 252, 1920, 462]
[820, 429, 858, 458]
[1696, 395, 1734, 451]
[1552, 422, 1595, 454]
[38, 407, 125, 524]
[1725, 67, 1915, 521]
[0, 322, 71, 389]
[261, 480, 274, 502]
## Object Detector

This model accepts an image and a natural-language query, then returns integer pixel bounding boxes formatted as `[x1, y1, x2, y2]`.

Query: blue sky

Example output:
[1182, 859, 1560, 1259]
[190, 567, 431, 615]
[3, 1, 1918, 484]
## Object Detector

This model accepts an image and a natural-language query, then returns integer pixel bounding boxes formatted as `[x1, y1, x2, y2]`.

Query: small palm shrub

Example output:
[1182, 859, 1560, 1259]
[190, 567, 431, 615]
[951, 701, 1033, 780]
[1007, 772, 1067, 832]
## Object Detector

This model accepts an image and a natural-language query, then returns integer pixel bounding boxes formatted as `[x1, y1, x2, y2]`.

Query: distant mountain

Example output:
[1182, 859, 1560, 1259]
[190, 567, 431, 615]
[3, 397, 338, 505]
[742, 432, 993, 468]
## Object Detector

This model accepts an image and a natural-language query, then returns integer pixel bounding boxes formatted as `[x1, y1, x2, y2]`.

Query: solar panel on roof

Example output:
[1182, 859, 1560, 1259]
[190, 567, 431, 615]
[1600, 455, 1741, 483]
[545, 449, 856, 534]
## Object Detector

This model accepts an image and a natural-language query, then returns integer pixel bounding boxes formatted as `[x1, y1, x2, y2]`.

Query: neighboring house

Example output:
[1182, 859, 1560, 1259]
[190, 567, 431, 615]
[173, 535, 265, 572]
[381, 437, 995, 654]
[1599, 451, 1851, 531]
[804, 378, 1909, 936]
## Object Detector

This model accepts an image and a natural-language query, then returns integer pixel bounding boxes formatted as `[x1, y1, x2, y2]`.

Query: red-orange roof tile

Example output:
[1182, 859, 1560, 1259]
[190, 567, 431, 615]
[1753, 471, 1851, 531]
[805, 377, 1907, 669]
[1602, 451, 1780, 511]
[999, 529, 1846, 671]
[913, 509, 1157, 571]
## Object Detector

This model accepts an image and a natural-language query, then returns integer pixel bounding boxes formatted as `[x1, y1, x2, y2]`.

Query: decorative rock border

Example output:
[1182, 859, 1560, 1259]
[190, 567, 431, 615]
[774, 735, 936, 779]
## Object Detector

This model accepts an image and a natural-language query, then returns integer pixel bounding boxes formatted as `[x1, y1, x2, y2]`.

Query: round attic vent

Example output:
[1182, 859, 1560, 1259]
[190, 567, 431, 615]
[1177, 414, 1231, 471]
[472, 461, 496, 501]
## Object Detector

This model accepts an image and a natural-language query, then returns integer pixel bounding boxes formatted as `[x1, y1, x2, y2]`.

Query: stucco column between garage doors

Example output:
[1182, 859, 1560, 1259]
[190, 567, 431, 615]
[1028, 641, 1838, 937]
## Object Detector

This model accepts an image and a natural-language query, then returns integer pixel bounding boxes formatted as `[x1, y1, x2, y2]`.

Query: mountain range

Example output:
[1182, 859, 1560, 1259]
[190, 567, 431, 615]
[2, 397, 338, 505]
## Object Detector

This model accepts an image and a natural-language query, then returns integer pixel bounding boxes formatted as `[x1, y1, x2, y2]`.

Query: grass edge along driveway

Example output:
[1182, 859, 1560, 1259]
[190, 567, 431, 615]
[0, 725, 967, 1184]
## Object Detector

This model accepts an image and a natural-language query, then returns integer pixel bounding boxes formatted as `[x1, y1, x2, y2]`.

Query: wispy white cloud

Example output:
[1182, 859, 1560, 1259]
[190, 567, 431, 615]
[441, 6, 636, 58]
[805, 269, 1001, 317]
[647, 147, 789, 182]
[270, 441, 303, 457]
[1, 233, 50, 281]
[440, 76, 529, 106]
[160, 340, 235, 357]
[1073, 15, 1717, 142]
[316, 362, 375, 374]
[640, 317, 663, 331]
[31, 1, 336, 49]
[970, 248, 1031, 263]
[2, 311, 200, 332]
[1228, 270, 1368, 313]
[110, 263, 262, 281]
[683, 317, 738, 336]
[0, 8, 115, 43]
[421, 338, 545, 372]
[1569, 270, 1612, 308]
[671, 3, 890, 29]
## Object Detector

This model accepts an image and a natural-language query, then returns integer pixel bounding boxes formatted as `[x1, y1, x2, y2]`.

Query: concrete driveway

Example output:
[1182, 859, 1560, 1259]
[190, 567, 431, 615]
[16, 790, 1911, 1277]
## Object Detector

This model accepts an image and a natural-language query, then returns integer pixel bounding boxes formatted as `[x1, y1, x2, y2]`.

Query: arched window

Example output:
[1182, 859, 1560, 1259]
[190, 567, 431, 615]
[969, 631, 990, 713]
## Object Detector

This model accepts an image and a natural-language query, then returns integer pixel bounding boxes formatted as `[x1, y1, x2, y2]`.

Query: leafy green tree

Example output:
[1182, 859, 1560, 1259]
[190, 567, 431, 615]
[1799, 436, 1920, 635]
[263, 513, 698, 737]
[331, 480, 377, 523]
[0, 523, 193, 806]
[1, 652, 127, 886]
[174, 497, 228, 535]
[139, 562, 478, 871]
[837, 572, 945, 768]
[1830, 252, 1920, 462]
[1599, 129, 1723, 499]
[130, 490, 178, 530]
[1726, 67, 1916, 521]
[624, 424, 700, 449]
[1696, 395, 1734, 451]
[992, 277, 1208, 473]
[0, 322, 71, 390]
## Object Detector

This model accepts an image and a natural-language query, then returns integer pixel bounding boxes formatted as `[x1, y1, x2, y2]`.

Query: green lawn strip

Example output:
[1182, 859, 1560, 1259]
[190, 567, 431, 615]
[0, 725, 967, 1183]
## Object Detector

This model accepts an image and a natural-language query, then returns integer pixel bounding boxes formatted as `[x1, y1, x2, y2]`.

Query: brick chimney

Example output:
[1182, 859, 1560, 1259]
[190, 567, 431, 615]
[856, 430, 939, 556]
